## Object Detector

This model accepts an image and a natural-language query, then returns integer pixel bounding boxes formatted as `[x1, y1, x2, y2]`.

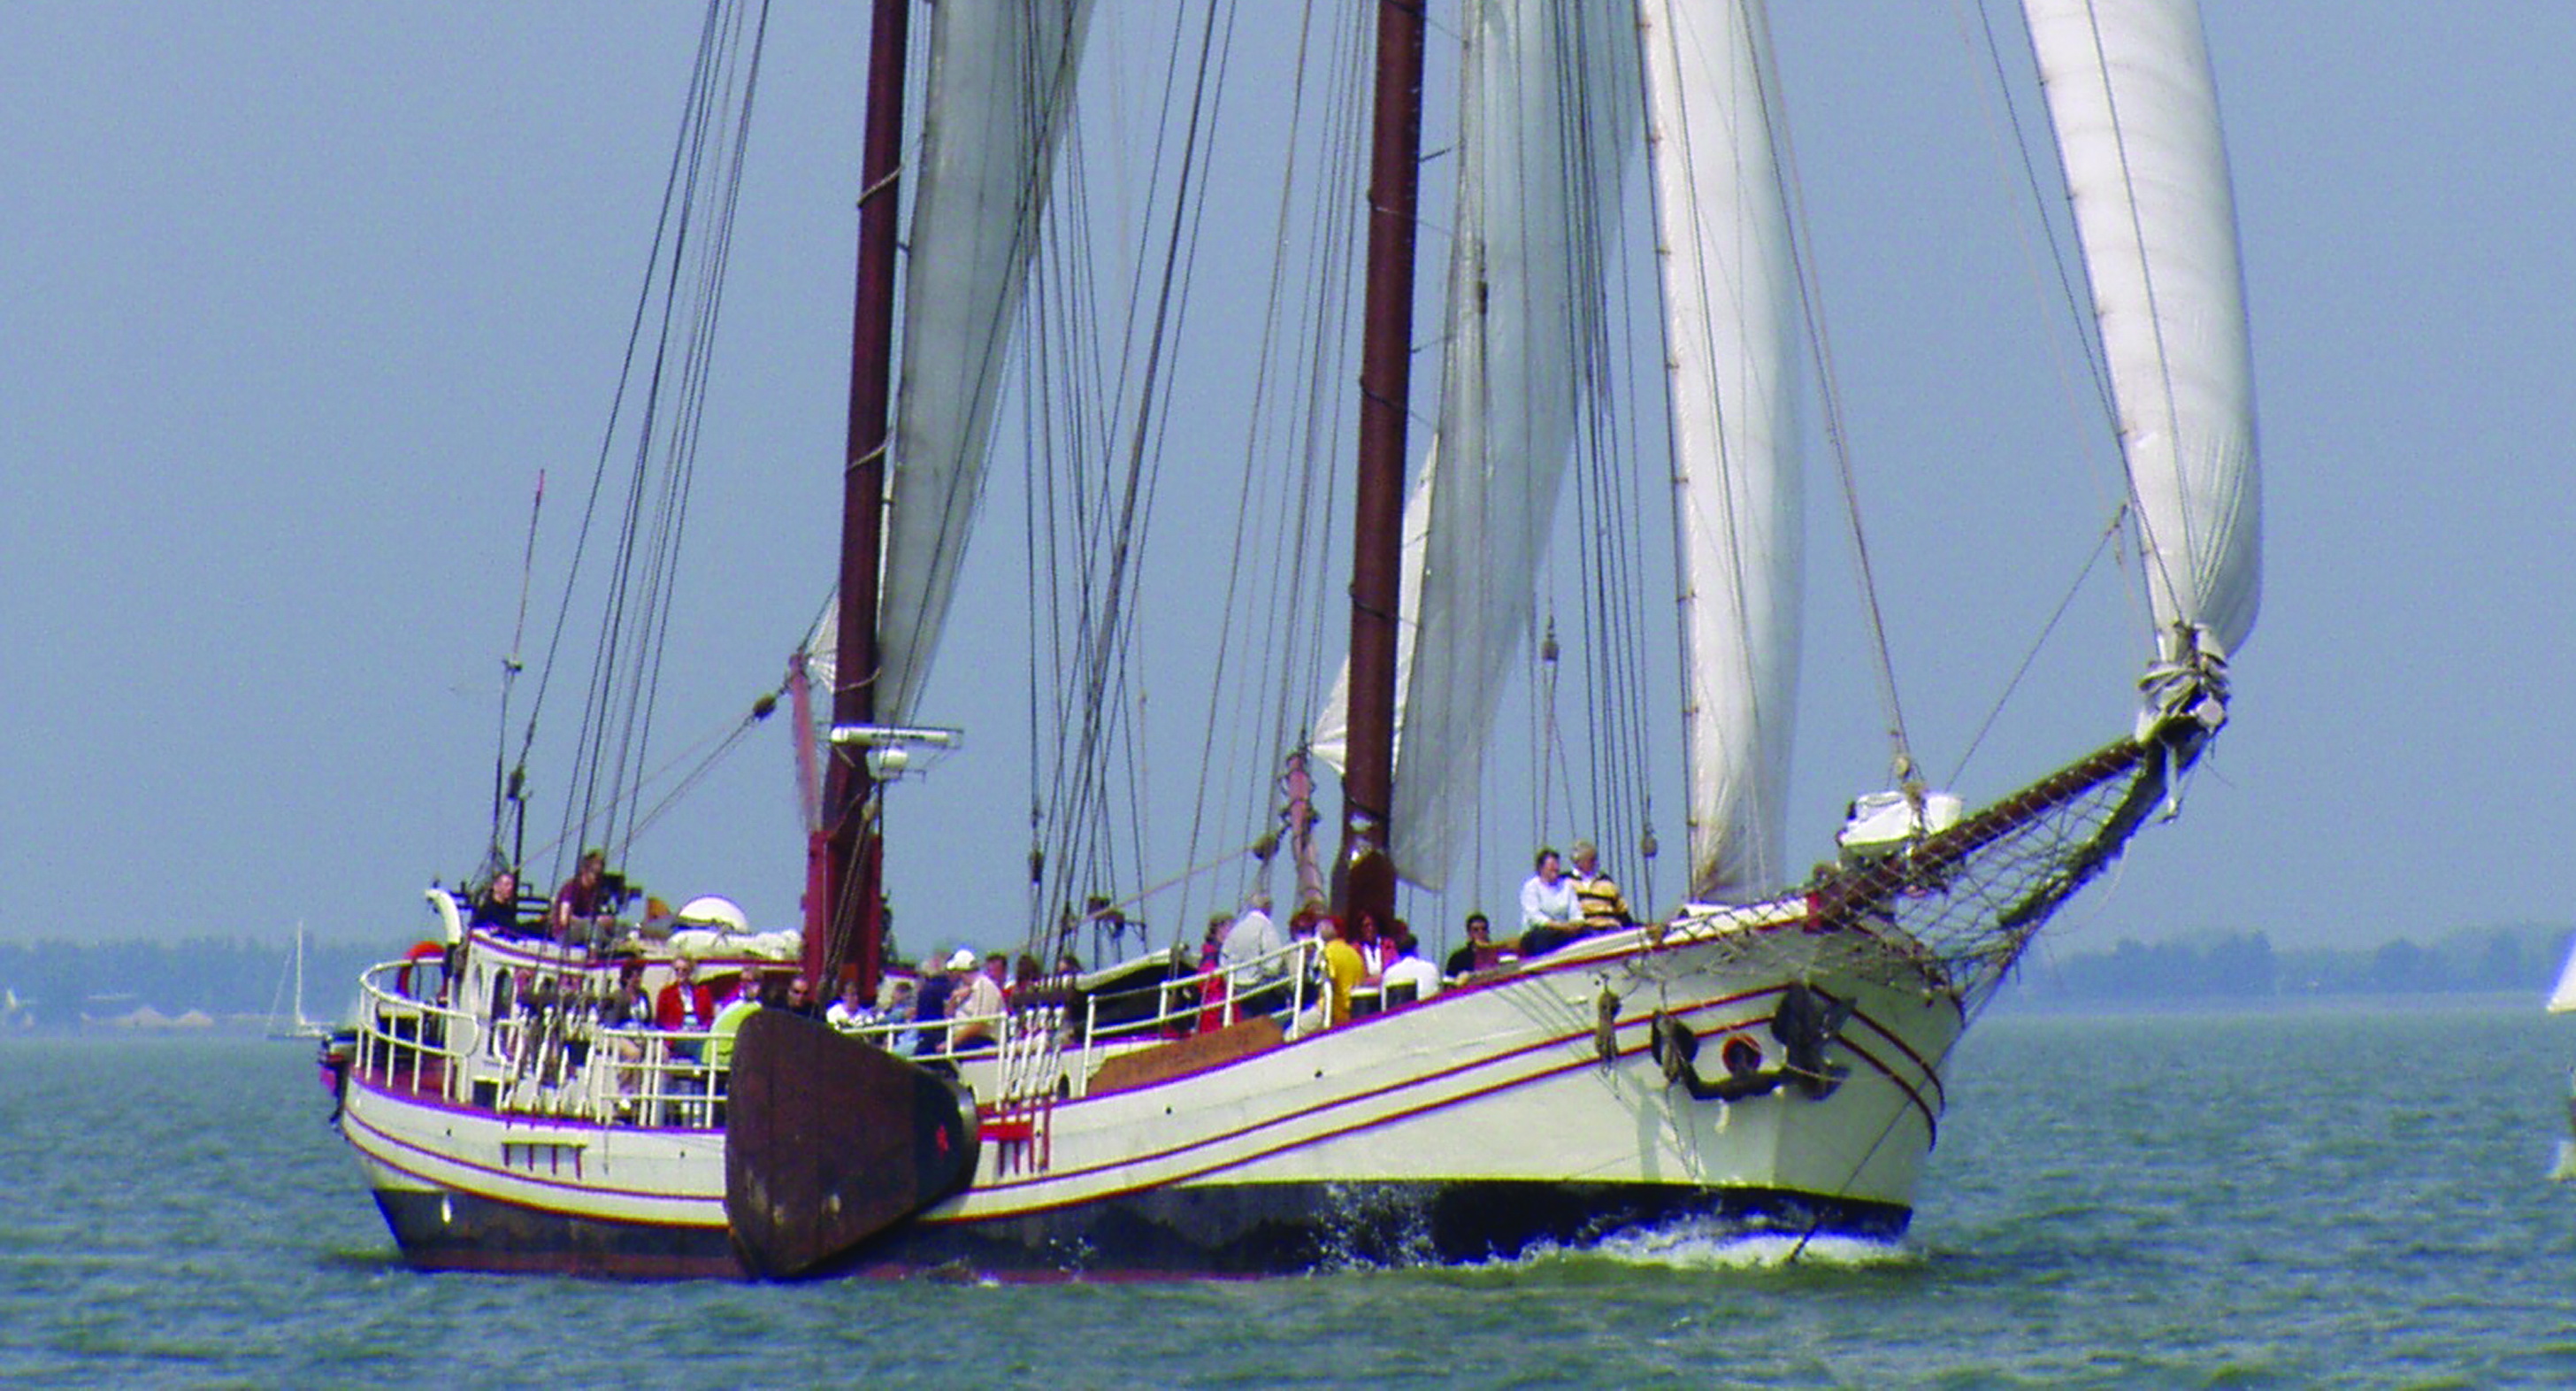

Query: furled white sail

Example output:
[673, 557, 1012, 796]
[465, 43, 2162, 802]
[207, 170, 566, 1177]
[875, 1, 1092, 723]
[1386, 0, 1639, 892]
[2025, 0, 2259, 663]
[1639, 0, 1802, 903]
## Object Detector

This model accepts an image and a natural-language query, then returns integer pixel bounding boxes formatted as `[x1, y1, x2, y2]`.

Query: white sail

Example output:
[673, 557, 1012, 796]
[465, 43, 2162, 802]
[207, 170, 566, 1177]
[2549, 935, 2576, 1013]
[803, 594, 838, 693]
[2026, 0, 2259, 662]
[1639, 0, 1802, 902]
[1310, 442, 1436, 778]
[875, 1, 1092, 723]
[1387, 0, 1639, 892]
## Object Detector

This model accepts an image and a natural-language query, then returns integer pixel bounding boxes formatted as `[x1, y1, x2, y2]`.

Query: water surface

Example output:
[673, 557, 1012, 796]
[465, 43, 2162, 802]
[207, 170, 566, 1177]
[3, 1005, 2568, 1387]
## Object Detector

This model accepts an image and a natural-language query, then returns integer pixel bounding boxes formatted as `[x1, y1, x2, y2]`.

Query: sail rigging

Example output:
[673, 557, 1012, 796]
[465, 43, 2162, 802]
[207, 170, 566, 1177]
[1308, 442, 1435, 782]
[509, 2, 776, 883]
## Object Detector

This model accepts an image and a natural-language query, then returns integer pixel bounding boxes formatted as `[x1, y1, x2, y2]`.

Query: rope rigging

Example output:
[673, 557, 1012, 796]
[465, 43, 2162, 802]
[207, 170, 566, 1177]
[1887, 0, 2206, 784]
[1751, 12, 1918, 794]
[1189, 0, 1370, 934]
[1547, 0, 1663, 915]
[491, 0, 773, 892]
[1022, 1, 1252, 963]
[485, 470, 546, 873]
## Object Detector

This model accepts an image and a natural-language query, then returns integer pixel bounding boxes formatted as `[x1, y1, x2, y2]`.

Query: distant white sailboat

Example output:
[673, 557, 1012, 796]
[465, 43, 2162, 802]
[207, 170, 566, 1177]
[267, 924, 330, 1041]
[2548, 934, 2576, 1180]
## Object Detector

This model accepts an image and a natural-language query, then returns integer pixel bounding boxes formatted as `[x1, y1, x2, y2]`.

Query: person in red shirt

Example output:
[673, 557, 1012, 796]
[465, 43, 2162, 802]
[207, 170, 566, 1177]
[550, 849, 618, 949]
[655, 956, 716, 1032]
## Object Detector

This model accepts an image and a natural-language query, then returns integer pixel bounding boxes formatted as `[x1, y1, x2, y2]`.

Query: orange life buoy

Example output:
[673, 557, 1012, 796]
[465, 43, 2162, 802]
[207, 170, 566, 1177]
[395, 940, 446, 1000]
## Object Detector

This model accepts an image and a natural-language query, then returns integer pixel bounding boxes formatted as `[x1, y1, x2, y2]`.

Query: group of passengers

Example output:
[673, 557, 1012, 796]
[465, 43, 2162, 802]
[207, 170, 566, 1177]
[467, 849, 628, 949]
[640, 958, 809, 1118]
[1191, 838, 1634, 1038]
[459, 834, 1637, 1092]
[1515, 840, 1632, 957]
[1273, 909, 1439, 1034]
[821, 949, 1083, 1059]
[552, 942, 1056, 1072]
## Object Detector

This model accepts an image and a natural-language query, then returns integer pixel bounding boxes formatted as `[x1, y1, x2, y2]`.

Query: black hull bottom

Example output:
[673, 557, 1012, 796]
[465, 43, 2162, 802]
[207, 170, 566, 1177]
[372, 1189, 742, 1280]
[854, 1180, 1908, 1277]
[373, 1180, 1907, 1280]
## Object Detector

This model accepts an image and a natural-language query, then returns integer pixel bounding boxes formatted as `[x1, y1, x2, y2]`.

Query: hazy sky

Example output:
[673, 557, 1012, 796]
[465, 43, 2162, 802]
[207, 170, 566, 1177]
[4, 4, 2568, 965]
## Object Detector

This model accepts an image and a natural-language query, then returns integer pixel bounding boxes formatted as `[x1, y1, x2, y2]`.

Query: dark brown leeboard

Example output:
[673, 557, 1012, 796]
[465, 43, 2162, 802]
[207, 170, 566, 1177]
[724, 1009, 978, 1279]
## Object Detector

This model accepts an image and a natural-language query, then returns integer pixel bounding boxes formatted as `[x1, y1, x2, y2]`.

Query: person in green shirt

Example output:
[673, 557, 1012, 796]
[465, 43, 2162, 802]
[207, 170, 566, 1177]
[707, 967, 764, 1071]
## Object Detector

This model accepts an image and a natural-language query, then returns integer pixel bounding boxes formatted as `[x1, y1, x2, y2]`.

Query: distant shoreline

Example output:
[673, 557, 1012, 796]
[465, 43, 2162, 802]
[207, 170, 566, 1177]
[1991, 988, 2544, 1018]
[3, 923, 2566, 1034]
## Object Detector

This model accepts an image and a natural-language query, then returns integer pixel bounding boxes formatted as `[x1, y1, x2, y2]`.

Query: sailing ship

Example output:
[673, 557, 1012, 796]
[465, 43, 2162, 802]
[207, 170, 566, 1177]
[329, 0, 2259, 1278]
[267, 924, 331, 1042]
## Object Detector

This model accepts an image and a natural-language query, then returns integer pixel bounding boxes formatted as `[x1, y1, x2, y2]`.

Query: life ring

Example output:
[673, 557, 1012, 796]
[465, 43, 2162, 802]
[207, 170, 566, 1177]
[1719, 1034, 1765, 1079]
[395, 940, 446, 1000]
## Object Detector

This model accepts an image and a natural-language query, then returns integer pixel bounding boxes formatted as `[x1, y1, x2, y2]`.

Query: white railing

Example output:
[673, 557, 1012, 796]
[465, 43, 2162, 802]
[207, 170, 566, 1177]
[350, 957, 739, 1129]
[348, 959, 471, 1103]
[1066, 938, 1315, 1094]
[748, 937, 1318, 1100]
[347, 933, 1322, 1123]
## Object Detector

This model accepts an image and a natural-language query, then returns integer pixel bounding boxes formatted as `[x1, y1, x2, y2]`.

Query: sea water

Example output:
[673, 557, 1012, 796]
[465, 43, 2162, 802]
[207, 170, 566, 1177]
[3, 1004, 2572, 1387]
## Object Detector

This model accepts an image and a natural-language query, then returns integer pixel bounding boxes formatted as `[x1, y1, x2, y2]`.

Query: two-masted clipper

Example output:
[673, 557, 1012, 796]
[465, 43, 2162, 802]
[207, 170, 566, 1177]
[330, 0, 2259, 1278]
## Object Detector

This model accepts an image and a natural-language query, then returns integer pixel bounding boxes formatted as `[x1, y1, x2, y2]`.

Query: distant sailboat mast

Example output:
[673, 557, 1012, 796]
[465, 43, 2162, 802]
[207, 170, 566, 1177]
[268, 922, 326, 1041]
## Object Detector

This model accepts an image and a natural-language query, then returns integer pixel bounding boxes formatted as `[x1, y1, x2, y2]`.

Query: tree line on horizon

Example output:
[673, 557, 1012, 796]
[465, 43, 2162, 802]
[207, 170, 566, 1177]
[0, 936, 385, 1031]
[2010, 921, 2569, 1005]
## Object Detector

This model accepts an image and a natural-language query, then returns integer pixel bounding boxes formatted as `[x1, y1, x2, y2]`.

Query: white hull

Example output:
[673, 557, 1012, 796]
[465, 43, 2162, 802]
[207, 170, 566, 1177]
[336, 908, 1960, 1276]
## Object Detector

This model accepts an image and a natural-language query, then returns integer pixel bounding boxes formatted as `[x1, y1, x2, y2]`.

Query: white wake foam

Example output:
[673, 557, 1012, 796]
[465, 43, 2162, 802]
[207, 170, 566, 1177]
[1508, 1218, 1918, 1272]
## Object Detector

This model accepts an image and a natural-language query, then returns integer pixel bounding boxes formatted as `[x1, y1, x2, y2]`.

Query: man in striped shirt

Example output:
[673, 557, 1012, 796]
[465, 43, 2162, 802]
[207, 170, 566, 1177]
[1568, 840, 1632, 933]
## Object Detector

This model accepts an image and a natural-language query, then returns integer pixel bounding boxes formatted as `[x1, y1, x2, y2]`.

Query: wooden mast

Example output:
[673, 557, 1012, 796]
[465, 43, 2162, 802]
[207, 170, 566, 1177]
[1338, 0, 1428, 936]
[809, 0, 912, 998]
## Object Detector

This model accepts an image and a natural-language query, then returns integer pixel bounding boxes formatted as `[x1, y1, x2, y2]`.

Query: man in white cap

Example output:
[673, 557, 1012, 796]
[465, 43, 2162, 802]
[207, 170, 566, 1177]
[952, 949, 1006, 1049]
[911, 950, 971, 1056]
